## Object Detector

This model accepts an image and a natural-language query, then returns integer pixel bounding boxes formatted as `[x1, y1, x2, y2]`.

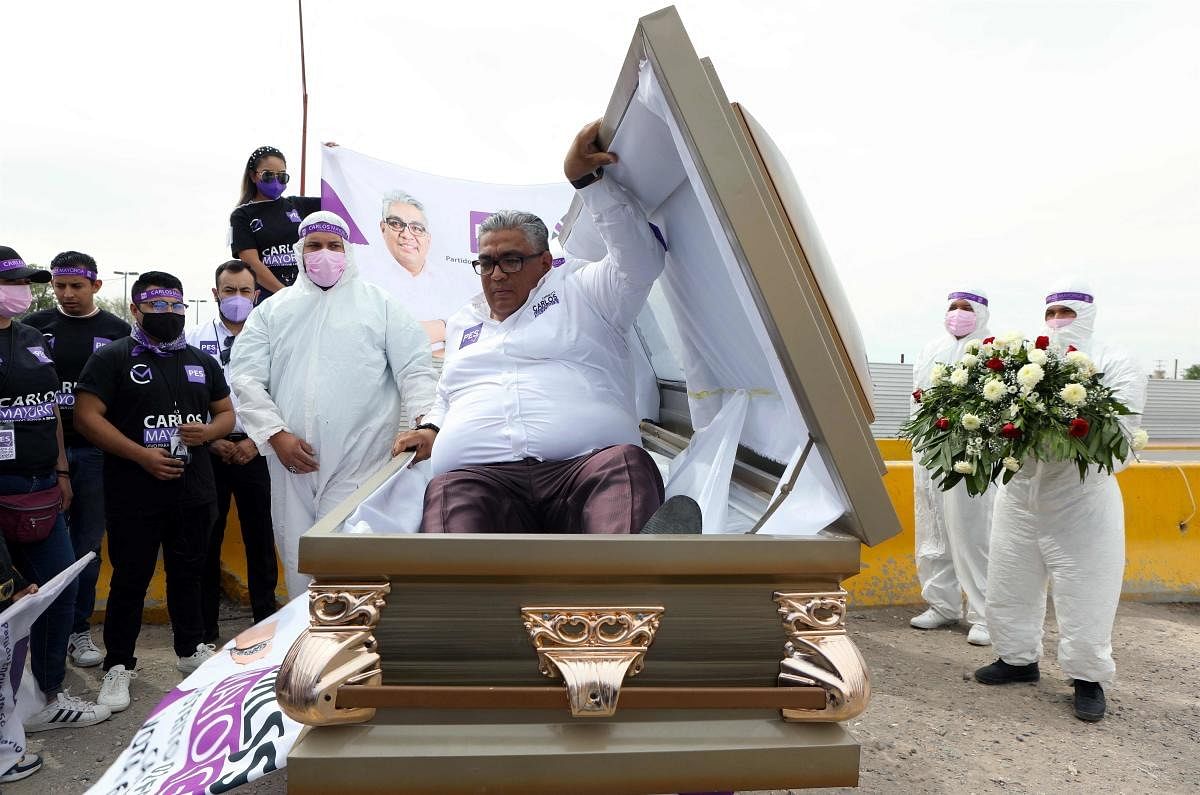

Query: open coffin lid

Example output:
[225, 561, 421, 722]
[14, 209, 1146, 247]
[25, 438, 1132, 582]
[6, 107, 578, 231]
[280, 7, 900, 793]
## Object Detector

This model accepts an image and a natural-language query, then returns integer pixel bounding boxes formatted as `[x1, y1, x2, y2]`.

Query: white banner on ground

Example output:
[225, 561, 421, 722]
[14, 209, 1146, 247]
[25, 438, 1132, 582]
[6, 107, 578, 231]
[320, 145, 574, 351]
[87, 596, 309, 795]
[0, 552, 95, 774]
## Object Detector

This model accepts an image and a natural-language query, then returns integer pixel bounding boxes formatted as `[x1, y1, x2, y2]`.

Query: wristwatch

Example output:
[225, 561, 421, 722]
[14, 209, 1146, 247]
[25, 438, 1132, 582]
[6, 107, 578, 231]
[569, 167, 603, 190]
[414, 422, 440, 434]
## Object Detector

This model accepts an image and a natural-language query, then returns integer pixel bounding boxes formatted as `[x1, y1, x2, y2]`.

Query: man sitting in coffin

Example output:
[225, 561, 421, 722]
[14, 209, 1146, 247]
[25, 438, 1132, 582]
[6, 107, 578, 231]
[393, 121, 696, 535]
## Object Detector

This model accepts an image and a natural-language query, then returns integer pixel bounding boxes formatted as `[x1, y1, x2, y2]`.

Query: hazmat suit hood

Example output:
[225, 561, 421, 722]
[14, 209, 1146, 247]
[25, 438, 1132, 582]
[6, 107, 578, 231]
[1042, 279, 1096, 351]
[913, 288, 993, 390]
[290, 211, 361, 293]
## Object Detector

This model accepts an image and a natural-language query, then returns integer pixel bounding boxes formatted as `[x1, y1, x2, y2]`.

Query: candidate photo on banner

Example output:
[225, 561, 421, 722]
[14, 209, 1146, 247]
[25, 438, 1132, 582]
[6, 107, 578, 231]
[320, 145, 574, 357]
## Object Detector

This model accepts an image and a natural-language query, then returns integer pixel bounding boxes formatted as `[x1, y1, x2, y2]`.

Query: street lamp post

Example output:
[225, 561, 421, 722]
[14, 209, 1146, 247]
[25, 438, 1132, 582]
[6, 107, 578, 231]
[192, 298, 210, 324]
[112, 270, 140, 321]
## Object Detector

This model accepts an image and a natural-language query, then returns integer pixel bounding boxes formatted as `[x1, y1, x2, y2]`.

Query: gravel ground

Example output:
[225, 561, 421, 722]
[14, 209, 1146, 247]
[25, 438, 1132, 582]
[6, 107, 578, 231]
[8, 601, 1198, 794]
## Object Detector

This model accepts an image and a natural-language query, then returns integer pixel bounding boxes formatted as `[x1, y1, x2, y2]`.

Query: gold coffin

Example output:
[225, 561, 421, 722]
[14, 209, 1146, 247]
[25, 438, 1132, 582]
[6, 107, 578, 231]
[280, 5, 901, 793]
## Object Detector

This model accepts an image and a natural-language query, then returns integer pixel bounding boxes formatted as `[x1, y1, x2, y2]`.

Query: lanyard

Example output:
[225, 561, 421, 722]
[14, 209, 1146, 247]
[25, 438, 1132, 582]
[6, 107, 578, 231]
[0, 325, 18, 399]
[143, 350, 186, 418]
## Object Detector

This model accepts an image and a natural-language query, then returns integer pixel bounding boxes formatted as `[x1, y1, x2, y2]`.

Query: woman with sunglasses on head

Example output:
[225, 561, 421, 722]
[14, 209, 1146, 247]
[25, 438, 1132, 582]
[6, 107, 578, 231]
[229, 146, 321, 304]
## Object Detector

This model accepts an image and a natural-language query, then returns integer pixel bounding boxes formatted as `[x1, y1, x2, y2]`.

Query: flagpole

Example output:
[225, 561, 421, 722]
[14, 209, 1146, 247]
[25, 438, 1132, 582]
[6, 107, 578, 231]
[298, 0, 309, 194]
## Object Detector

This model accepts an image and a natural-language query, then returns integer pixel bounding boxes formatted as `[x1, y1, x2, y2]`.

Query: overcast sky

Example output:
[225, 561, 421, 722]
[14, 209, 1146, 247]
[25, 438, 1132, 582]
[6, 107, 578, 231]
[4, 1, 1197, 373]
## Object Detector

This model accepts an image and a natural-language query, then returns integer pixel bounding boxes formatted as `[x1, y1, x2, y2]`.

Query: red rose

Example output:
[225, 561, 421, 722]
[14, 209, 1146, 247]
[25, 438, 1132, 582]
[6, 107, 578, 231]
[986, 358, 1005, 371]
[982, 336, 995, 344]
[912, 389, 924, 403]
[1067, 345, 1078, 353]
[1035, 335, 1050, 350]
[1001, 423, 1022, 439]
[1069, 418, 1090, 438]
[935, 417, 950, 430]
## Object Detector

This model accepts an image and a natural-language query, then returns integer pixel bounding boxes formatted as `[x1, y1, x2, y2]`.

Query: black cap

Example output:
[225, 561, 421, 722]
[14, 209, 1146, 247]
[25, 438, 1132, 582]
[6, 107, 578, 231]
[0, 246, 52, 283]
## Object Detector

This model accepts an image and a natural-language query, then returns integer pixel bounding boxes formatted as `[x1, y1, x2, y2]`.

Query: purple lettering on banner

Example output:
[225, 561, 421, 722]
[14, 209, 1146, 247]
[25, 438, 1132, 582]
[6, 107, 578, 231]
[0, 258, 26, 272]
[26, 346, 52, 365]
[52, 266, 97, 280]
[460, 323, 484, 349]
[297, 220, 348, 240]
[185, 365, 206, 384]
[947, 291, 989, 306]
[0, 402, 55, 422]
[135, 288, 184, 303]
[469, 211, 492, 254]
[93, 336, 112, 351]
[144, 427, 174, 446]
[532, 291, 560, 318]
[1045, 291, 1094, 304]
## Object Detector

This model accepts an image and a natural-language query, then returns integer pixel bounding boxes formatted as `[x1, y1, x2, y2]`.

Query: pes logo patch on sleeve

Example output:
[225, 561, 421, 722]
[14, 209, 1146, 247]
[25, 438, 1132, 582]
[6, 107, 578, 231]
[460, 323, 484, 349]
[185, 365, 207, 384]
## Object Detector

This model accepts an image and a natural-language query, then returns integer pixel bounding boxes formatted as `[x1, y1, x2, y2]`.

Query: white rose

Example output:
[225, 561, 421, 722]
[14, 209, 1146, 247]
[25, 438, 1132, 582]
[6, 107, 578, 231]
[1016, 363, 1045, 389]
[982, 379, 1007, 402]
[1003, 456, 1021, 472]
[1131, 429, 1149, 451]
[961, 413, 982, 431]
[1026, 348, 1048, 365]
[964, 339, 982, 354]
[930, 364, 948, 385]
[949, 368, 969, 387]
[1065, 350, 1095, 377]
[959, 353, 979, 368]
[952, 460, 976, 474]
[980, 343, 995, 356]
[1059, 383, 1087, 406]
[1008, 402, 1020, 418]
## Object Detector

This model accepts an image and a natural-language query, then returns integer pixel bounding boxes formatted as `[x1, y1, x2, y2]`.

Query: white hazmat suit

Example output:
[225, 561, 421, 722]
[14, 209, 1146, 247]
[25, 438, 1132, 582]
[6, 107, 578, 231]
[912, 290, 995, 635]
[231, 211, 436, 597]
[986, 282, 1145, 685]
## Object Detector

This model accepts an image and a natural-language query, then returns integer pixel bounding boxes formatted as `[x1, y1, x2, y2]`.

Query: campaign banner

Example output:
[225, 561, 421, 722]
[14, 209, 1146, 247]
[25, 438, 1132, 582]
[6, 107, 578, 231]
[320, 145, 574, 352]
[1, 553, 95, 775]
[87, 596, 309, 795]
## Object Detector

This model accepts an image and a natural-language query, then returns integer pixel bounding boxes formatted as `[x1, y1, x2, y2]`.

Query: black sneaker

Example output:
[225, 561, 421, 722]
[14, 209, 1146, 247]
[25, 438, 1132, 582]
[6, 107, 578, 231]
[974, 658, 1040, 685]
[1073, 680, 1106, 722]
[639, 495, 703, 535]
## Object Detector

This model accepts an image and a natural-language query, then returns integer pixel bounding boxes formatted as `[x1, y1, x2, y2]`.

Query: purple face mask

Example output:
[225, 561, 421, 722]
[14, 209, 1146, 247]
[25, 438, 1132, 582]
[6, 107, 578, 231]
[1046, 316, 1075, 329]
[219, 295, 254, 323]
[944, 308, 977, 338]
[256, 178, 286, 200]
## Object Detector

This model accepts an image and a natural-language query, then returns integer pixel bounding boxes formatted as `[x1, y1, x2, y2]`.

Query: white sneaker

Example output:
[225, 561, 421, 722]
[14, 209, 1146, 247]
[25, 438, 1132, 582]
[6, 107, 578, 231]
[68, 631, 104, 667]
[177, 643, 217, 675]
[968, 623, 992, 646]
[910, 608, 959, 629]
[0, 752, 42, 783]
[99, 665, 137, 712]
[24, 691, 111, 732]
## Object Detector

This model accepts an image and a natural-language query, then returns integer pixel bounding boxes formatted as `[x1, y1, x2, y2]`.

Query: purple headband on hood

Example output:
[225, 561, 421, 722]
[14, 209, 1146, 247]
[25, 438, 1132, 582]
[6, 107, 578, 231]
[298, 221, 348, 240]
[947, 291, 988, 306]
[1045, 291, 1093, 304]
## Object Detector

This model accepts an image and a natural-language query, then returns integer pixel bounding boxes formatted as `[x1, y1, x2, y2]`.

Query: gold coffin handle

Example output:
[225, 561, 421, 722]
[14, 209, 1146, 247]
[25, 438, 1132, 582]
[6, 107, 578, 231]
[521, 606, 665, 718]
[774, 590, 871, 723]
[277, 581, 391, 726]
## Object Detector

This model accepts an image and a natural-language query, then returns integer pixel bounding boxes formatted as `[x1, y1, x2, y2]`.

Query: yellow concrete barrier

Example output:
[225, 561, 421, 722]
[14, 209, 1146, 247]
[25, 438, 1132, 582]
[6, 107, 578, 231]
[846, 457, 1200, 608]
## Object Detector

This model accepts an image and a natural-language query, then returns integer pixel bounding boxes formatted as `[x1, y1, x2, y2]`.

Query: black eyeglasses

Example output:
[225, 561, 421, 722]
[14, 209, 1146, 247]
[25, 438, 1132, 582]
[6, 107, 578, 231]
[383, 217, 429, 237]
[257, 170, 290, 185]
[471, 251, 546, 276]
[219, 335, 235, 366]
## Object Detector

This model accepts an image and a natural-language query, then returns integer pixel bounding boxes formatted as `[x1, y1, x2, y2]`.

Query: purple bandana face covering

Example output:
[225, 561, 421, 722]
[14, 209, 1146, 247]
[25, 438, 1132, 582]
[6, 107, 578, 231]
[52, 266, 97, 280]
[256, 179, 286, 200]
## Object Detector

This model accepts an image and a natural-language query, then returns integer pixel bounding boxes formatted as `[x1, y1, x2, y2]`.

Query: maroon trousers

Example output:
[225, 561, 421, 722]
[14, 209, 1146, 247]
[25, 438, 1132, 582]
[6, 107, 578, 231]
[421, 444, 664, 534]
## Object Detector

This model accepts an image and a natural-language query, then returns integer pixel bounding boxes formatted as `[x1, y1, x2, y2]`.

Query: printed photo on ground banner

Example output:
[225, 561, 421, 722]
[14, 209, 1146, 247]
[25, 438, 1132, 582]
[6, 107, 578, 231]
[320, 145, 574, 354]
[87, 596, 309, 795]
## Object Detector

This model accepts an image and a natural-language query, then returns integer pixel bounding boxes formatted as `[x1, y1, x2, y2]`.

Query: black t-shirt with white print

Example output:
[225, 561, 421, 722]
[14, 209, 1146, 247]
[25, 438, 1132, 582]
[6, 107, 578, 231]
[24, 308, 131, 448]
[0, 323, 62, 476]
[75, 337, 230, 511]
[229, 195, 321, 303]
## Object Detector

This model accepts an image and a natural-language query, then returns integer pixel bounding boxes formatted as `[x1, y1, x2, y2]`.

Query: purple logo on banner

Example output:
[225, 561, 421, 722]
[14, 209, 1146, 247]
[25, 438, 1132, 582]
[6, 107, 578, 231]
[185, 365, 206, 384]
[469, 211, 492, 254]
[93, 337, 112, 352]
[460, 323, 484, 349]
[27, 346, 52, 365]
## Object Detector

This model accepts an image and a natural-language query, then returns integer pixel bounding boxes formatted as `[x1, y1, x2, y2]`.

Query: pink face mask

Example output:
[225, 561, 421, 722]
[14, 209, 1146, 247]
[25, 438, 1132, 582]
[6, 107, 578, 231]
[304, 249, 347, 288]
[1046, 316, 1075, 329]
[944, 308, 977, 337]
[0, 285, 33, 317]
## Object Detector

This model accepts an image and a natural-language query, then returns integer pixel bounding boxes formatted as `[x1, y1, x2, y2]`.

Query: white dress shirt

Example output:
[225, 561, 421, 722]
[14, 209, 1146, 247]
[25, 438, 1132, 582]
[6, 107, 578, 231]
[425, 177, 665, 475]
[187, 317, 245, 434]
